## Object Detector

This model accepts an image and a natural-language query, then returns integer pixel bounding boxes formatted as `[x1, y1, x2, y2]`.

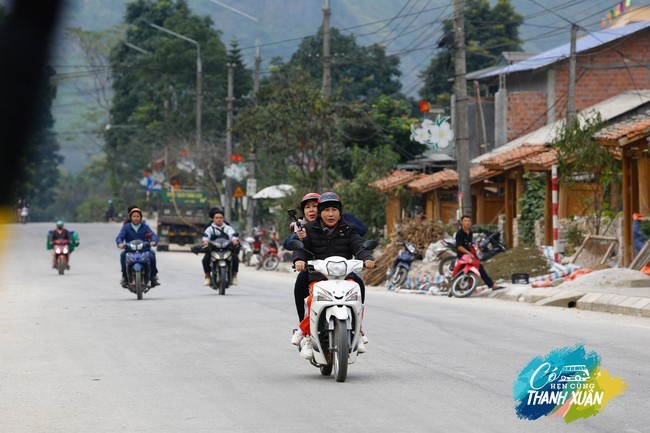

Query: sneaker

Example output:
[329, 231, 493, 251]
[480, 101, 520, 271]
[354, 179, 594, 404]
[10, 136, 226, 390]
[291, 329, 303, 346]
[203, 277, 211, 286]
[232, 277, 238, 286]
[357, 337, 367, 354]
[120, 277, 128, 288]
[66, 265, 70, 270]
[492, 285, 505, 291]
[300, 337, 314, 359]
[151, 276, 160, 287]
[361, 333, 369, 345]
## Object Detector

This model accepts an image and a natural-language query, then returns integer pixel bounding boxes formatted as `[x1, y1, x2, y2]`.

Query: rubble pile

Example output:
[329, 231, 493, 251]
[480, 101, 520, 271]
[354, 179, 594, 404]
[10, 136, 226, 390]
[364, 219, 451, 286]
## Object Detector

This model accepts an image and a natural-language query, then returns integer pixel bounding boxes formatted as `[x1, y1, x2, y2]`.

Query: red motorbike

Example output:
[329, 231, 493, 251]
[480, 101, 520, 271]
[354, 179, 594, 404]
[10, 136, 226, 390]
[449, 246, 481, 298]
[257, 239, 280, 271]
[53, 239, 71, 275]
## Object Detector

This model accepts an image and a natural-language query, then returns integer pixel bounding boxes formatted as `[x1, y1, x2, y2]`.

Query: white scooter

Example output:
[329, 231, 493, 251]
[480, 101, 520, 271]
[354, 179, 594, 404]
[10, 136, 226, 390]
[290, 239, 377, 382]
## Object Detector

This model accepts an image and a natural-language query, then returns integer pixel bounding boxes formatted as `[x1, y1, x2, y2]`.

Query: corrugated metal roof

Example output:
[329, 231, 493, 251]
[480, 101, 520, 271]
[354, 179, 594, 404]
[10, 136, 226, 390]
[472, 89, 650, 164]
[478, 21, 650, 79]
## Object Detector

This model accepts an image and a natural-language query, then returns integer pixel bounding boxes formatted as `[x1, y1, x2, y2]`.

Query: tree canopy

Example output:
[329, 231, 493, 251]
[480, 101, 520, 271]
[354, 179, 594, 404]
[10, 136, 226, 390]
[278, 27, 403, 104]
[419, 0, 523, 107]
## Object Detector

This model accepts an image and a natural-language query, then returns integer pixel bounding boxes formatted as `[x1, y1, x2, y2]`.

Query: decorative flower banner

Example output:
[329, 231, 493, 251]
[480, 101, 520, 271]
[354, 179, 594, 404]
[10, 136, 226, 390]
[514, 344, 627, 424]
[410, 114, 454, 152]
[224, 163, 249, 182]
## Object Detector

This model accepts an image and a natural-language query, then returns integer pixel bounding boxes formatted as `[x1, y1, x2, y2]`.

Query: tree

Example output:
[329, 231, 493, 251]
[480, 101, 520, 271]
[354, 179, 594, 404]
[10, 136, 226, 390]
[11, 65, 62, 220]
[334, 144, 399, 234]
[552, 112, 620, 234]
[232, 69, 336, 192]
[280, 27, 403, 104]
[338, 95, 427, 167]
[106, 0, 230, 204]
[227, 38, 253, 101]
[419, 0, 523, 107]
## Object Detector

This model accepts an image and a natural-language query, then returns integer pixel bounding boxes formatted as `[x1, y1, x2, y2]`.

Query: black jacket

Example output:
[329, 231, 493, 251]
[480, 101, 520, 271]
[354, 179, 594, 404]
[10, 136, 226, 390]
[292, 217, 373, 263]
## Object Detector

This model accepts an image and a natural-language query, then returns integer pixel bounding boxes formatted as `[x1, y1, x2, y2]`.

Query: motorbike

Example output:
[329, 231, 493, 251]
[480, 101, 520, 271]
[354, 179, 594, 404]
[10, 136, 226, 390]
[449, 246, 482, 298]
[256, 239, 280, 271]
[386, 240, 418, 287]
[240, 236, 255, 266]
[433, 237, 460, 278]
[289, 238, 377, 383]
[193, 238, 235, 295]
[124, 239, 152, 300]
[53, 239, 70, 275]
[476, 231, 507, 261]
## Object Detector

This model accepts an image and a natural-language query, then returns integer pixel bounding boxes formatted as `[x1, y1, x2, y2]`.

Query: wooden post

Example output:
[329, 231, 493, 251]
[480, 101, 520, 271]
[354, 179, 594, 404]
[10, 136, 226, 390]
[622, 148, 631, 266]
[545, 171, 553, 246]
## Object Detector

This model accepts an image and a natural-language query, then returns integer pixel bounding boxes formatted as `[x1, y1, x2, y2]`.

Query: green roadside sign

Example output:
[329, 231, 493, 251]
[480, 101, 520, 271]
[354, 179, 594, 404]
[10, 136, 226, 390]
[160, 190, 208, 205]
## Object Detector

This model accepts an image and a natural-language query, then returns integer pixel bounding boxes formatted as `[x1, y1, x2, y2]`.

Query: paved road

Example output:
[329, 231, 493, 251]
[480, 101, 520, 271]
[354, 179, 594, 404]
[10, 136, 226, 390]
[0, 223, 647, 432]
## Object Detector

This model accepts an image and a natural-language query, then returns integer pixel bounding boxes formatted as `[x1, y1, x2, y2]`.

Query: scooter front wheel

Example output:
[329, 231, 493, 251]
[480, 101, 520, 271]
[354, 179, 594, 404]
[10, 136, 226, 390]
[438, 256, 456, 278]
[333, 319, 348, 382]
[135, 271, 144, 300]
[57, 256, 66, 275]
[451, 273, 478, 298]
[263, 255, 280, 271]
[390, 267, 408, 287]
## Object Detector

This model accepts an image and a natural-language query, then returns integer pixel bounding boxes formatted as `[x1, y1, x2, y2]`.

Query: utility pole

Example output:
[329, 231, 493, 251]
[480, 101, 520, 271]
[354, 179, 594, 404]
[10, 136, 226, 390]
[453, 0, 471, 217]
[567, 24, 578, 123]
[320, 0, 331, 190]
[246, 41, 260, 234]
[225, 62, 235, 222]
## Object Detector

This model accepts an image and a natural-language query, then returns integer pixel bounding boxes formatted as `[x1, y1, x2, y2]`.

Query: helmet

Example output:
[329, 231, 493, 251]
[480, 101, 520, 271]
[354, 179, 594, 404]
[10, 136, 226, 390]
[108, 199, 112, 204]
[300, 192, 320, 210]
[209, 207, 224, 219]
[129, 207, 143, 217]
[317, 192, 342, 213]
[56, 220, 64, 228]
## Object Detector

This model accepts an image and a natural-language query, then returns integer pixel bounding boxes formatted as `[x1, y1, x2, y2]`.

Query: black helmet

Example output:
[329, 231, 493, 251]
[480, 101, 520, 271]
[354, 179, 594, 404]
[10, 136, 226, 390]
[317, 192, 342, 213]
[300, 192, 320, 211]
[209, 207, 224, 219]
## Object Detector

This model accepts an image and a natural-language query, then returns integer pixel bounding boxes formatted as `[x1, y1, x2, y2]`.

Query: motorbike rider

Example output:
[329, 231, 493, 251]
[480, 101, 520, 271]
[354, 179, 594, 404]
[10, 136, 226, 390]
[202, 207, 239, 286]
[105, 199, 115, 222]
[283, 193, 320, 341]
[292, 192, 375, 359]
[116, 207, 160, 287]
[50, 220, 71, 269]
[455, 215, 504, 291]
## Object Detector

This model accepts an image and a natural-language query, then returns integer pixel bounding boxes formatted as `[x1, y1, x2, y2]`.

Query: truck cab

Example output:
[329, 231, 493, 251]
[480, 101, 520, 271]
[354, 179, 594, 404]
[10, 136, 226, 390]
[156, 189, 209, 251]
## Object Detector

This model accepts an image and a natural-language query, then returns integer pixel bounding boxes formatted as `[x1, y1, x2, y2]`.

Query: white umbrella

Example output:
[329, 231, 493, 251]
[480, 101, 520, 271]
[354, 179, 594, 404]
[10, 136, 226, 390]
[252, 184, 295, 199]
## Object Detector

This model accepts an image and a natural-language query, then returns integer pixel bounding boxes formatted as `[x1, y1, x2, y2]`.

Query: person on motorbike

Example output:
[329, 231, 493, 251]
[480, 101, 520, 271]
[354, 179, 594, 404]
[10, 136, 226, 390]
[455, 215, 504, 291]
[116, 207, 160, 288]
[105, 199, 115, 222]
[283, 193, 320, 342]
[202, 207, 239, 286]
[50, 220, 71, 269]
[292, 192, 375, 359]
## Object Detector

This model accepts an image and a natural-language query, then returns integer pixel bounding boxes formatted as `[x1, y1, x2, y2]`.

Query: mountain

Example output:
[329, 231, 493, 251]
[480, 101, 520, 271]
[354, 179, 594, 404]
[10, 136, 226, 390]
[0, 0, 616, 172]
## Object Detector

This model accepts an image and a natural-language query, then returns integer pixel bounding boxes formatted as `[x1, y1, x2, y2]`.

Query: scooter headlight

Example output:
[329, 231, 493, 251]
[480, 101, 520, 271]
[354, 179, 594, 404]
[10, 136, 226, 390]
[316, 290, 333, 302]
[345, 292, 359, 302]
[326, 261, 347, 277]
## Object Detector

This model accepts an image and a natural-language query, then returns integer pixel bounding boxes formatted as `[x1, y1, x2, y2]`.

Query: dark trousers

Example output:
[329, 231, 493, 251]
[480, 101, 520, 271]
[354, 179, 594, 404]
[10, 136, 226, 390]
[202, 253, 239, 274]
[121, 250, 158, 277]
[294, 271, 365, 321]
[479, 265, 494, 288]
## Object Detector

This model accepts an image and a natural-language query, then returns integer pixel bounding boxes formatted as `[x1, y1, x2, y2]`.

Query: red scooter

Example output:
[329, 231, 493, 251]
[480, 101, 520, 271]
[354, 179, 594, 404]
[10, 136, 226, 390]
[449, 246, 481, 298]
[53, 239, 71, 275]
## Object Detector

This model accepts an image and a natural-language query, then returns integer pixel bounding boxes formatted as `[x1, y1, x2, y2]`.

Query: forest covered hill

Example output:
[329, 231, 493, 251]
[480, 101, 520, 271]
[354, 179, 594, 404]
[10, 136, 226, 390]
[0, 0, 619, 172]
